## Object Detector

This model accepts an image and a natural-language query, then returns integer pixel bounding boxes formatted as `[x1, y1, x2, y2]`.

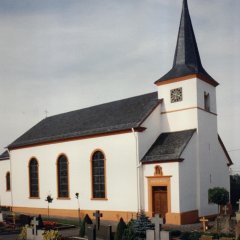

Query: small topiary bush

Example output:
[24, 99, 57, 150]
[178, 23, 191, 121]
[122, 219, 135, 240]
[79, 214, 92, 237]
[114, 217, 127, 240]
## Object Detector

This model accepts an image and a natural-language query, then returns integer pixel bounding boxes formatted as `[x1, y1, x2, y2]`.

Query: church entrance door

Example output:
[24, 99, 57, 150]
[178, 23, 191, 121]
[152, 186, 168, 218]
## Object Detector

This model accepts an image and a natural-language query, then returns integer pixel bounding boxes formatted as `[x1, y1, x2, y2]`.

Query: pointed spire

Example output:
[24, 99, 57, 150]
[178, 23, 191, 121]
[155, 0, 218, 86]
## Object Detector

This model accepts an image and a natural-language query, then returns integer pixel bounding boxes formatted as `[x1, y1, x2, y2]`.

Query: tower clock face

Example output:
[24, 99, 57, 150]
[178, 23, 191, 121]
[170, 87, 183, 103]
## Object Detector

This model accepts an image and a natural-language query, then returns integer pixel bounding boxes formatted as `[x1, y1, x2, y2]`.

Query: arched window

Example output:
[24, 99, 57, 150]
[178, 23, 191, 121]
[57, 155, 69, 198]
[92, 151, 106, 199]
[29, 158, 39, 197]
[6, 172, 10, 191]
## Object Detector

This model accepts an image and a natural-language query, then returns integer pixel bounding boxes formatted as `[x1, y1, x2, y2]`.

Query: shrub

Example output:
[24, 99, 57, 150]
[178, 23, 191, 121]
[132, 211, 154, 240]
[114, 217, 127, 240]
[208, 187, 229, 213]
[170, 229, 182, 237]
[79, 214, 92, 237]
[43, 229, 61, 240]
[122, 219, 135, 240]
[19, 225, 29, 240]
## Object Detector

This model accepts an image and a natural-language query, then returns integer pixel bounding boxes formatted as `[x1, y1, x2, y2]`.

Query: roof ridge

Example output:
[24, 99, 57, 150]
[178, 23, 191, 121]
[46, 91, 157, 119]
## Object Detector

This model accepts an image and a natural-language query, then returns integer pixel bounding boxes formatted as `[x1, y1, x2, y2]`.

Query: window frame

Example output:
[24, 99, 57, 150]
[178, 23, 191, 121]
[91, 150, 107, 200]
[6, 171, 11, 191]
[28, 158, 40, 198]
[56, 154, 70, 199]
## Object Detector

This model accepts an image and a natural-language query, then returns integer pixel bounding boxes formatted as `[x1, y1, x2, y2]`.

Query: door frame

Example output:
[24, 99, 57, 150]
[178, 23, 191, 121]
[146, 176, 171, 217]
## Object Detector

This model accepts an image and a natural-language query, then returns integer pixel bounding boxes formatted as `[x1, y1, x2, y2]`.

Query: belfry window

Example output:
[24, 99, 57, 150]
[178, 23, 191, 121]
[6, 172, 10, 191]
[204, 92, 210, 111]
[29, 158, 39, 198]
[92, 151, 106, 199]
[57, 155, 69, 198]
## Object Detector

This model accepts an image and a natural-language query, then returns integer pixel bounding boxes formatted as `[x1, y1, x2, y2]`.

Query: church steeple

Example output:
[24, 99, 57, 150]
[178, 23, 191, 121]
[155, 0, 218, 87]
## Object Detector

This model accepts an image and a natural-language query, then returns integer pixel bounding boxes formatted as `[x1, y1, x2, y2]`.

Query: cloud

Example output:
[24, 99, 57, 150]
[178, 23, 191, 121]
[0, 0, 240, 169]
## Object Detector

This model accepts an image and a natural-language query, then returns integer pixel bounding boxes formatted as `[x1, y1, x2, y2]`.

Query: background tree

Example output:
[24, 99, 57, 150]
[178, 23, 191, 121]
[230, 174, 240, 209]
[208, 187, 229, 213]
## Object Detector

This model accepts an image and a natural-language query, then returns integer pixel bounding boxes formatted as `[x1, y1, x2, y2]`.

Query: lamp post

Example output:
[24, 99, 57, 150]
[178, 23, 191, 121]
[45, 195, 53, 220]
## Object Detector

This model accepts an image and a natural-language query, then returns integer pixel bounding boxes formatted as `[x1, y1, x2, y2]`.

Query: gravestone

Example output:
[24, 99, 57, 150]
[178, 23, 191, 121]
[87, 224, 96, 240]
[146, 229, 155, 240]
[236, 199, 240, 222]
[200, 217, 209, 232]
[235, 221, 240, 239]
[106, 225, 113, 240]
[0, 212, 3, 222]
[93, 210, 102, 230]
[213, 215, 235, 234]
[160, 231, 170, 240]
[151, 214, 163, 240]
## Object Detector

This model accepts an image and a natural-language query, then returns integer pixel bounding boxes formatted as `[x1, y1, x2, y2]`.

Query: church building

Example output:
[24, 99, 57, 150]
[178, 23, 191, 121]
[0, 0, 232, 225]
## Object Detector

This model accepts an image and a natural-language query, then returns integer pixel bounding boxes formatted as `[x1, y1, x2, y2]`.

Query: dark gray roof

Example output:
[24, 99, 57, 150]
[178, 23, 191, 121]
[155, 0, 218, 86]
[141, 129, 196, 163]
[0, 150, 10, 160]
[8, 92, 161, 149]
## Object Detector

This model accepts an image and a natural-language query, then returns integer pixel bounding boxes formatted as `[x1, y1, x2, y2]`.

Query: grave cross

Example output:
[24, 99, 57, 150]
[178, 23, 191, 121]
[237, 199, 240, 212]
[223, 205, 228, 215]
[200, 217, 208, 232]
[93, 210, 102, 230]
[31, 217, 39, 236]
[151, 214, 164, 240]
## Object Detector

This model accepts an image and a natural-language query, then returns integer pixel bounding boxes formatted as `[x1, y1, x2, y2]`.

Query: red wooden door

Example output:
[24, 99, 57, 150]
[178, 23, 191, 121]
[152, 186, 168, 218]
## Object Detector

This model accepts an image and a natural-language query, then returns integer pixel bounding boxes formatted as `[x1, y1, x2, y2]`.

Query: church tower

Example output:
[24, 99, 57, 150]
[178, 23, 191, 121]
[155, 0, 218, 127]
[155, 0, 227, 217]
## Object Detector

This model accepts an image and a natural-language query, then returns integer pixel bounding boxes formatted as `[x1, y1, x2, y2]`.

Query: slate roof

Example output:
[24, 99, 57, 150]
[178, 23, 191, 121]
[0, 150, 10, 160]
[155, 0, 218, 86]
[8, 92, 161, 149]
[141, 129, 196, 163]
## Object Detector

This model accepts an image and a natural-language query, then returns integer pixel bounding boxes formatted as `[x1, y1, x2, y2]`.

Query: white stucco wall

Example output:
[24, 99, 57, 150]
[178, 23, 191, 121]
[157, 78, 198, 113]
[0, 159, 12, 206]
[10, 132, 139, 212]
[138, 105, 162, 160]
[157, 76, 230, 218]
[143, 163, 180, 213]
[197, 110, 230, 216]
[178, 132, 197, 212]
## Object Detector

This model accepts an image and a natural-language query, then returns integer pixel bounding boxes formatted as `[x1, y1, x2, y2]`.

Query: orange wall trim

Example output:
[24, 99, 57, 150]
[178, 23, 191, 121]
[155, 74, 219, 87]
[12, 206, 137, 223]
[165, 210, 199, 225]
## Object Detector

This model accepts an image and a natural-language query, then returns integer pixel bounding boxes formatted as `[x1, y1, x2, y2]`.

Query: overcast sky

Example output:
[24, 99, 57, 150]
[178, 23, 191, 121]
[0, 0, 239, 173]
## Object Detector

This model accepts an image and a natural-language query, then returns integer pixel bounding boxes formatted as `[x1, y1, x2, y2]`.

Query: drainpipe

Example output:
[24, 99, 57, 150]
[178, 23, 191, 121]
[132, 128, 141, 213]
[8, 149, 14, 212]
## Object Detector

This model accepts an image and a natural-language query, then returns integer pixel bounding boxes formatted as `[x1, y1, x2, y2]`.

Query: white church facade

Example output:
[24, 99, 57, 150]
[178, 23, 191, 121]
[0, 0, 232, 225]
